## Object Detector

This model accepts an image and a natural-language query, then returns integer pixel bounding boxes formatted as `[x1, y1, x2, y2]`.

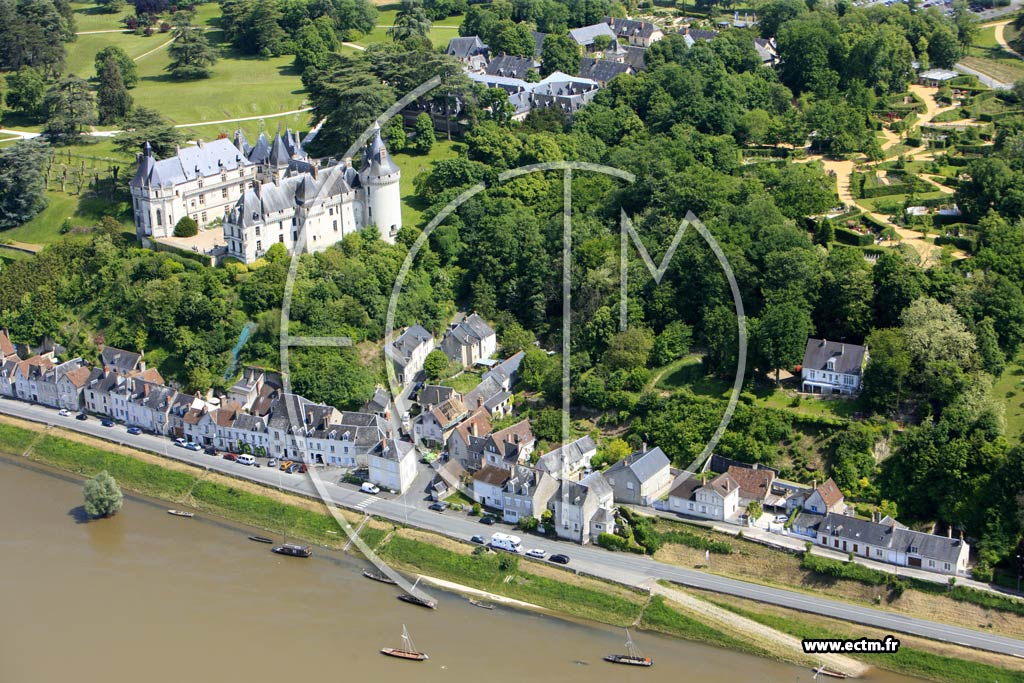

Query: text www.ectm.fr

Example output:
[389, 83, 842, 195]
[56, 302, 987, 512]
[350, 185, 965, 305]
[802, 637, 901, 654]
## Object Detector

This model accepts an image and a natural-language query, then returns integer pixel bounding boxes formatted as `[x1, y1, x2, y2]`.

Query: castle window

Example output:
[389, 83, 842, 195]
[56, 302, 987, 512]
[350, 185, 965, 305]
[201, 211, 207, 222]
[329, 207, 333, 216]
[256, 240, 262, 252]
[239, 169, 244, 178]
[199, 194, 205, 205]
[222, 188, 228, 199]
[333, 220, 338, 232]
[255, 226, 260, 236]
[155, 209, 163, 226]
[279, 235, 284, 243]
[198, 177, 204, 188]
[292, 230, 297, 241]
[221, 172, 227, 183]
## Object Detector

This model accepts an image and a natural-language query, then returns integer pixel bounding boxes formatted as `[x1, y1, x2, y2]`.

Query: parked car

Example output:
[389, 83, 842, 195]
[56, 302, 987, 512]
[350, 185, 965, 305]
[774, 514, 789, 524]
[101, 419, 114, 427]
[185, 442, 202, 451]
[479, 515, 496, 525]
[58, 408, 70, 417]
[471, 535, 486, 544]
[222, 452, 238, 462]
[126, 426, 142, 435]
[267, 458, 277, 468]
[297, 463, 308, 473]
[428, 502, 449, 512]
[174, 437, 187, 447]
[280, 461, 293, 471]
[76, 413, 88, 421]
[360, 482, 381, 495]
[284, 462, 302, 473]
[525, 549, 546, 559]
[203, 446, 217, 455]
[549, 554, 570, 565]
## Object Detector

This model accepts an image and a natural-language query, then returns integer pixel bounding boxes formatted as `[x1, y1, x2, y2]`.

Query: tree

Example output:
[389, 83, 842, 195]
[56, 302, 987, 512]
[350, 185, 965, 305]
[423, 348, 449, 379]
[0, 139, 50, 230]
[167, 26, 219, 80]
[500, 321, 535, 355]
[603, 328, 654, 371]
[97, 54, 133, 124]
[113, 107, 183, 158]
[492, 22, 534, 57]
[43, 76, 96, 143]
[928, 27, 961, 69]
[900, 297, 976, 368]
[383, 115, 407, 152]
[0, 0, 72, 77]
[304, 54, 396, 154]
[652, 320, 692, 365]
[541, 33, 580, 77]
[411, 112, 435, 153]
[174, 216, 198, 237]
[872, 250, 923, 329]
[83, 471, 123, 518]
[478, 87, 515, 125]
[752, 300, 813, 385]
[530, 407, 562, 441]
[294, 18, 338, 74]
[761, 163, 835, 221]
[94, 46, 138, 88]
[388, 0, 432, 41]
[4, 66, 46, 117]
[758, 0, 807, 39]
[746, 500, 763, 522]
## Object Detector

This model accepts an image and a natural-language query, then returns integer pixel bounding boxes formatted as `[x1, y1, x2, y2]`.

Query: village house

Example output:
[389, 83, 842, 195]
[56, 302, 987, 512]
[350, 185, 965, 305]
[123, 380, 177, 434]
[463, 375, 513, 417]
[817, 513, 970, 576]
[501, 465, 559, 524]
[473, 464, 511, 509]
[368, 438, 417, 494]
[445, 36, 489, 72]
[440, 313, 496, 368]
[415, 395, 467, 447]
[446, 408, 492, 469]
[536, 435, 597, 480]
[668, 472, 741, 521]
[481, 352, 524, 391]
[804, 478, 846, 515]
[548, 471, 616, 544]
[12, 355, 56, 405]
[417, 384, 456, 411]
[753, 37, 779, 66]
[486, 54, 536, 79]
[480, 419, 535, 471]
[387, 325, 434, 387]
[800, 338, 868, 395]
[228, 366, 282, 413]
[363, 386, 391, 419]
[568, 22, 618, 52]
[605, 446, 672, 506]
[577, 57, 634, 86]
[604, 16, 664, 47]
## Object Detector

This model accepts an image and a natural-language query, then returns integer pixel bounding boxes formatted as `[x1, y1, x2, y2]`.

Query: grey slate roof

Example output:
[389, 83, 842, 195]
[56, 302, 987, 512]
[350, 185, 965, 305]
[419, 384, 455, 408]
[132, 138, 249, 189]
[605, 17, 660, 40]
[680, 28, 719, 42]
[623, 46, 646, 72]
[578, 57, 632, 83]
[820, 513, 897, 548]
[361, 123, 399, 176]
[101, 347, 142, 373]
[485, 54, 534, 79]
[269, 131, 292, 167]
[606, 446, 670, 484]
[464, 375, 504, 412]
[387, 325, 433, 370]
[445, 313, 495, 349]
[569, 22, 616, 47]
[893, 527, 966, 564]
[530, 31, 547, 58]
[483, 351, 524, 390]
[536, 436, 597, 475]
[446, 36, 488, 59]
[801, 338, 867, 376]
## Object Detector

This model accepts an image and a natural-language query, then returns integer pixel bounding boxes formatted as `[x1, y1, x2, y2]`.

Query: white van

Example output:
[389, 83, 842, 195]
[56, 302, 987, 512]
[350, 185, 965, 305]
[236, 454, 256, 466]
[360, 482, 380, 494]
[490, 533, 524, 554]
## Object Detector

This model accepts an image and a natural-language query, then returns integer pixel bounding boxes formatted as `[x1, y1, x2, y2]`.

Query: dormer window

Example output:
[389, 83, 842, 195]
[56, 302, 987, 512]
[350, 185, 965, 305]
[826, 358, 836, 371]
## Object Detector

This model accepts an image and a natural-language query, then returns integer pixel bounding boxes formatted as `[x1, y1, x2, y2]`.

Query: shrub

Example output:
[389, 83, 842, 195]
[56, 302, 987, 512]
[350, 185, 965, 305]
[83, 470, 123, 518]
[471, 502, 481, 516]
[173, 216, 198, 237]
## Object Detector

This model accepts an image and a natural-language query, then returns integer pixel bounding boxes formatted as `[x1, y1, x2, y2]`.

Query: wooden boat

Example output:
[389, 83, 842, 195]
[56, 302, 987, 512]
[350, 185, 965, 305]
[167, 509, 194, 518]
[248, 535, 274, 544]
[604, 630, 652, 667]
[363, 569, 398, 585]
[397, 577, 437, 609]
[813, 666, 848, 679]
[272, 543, 312, 558]
[468, 598, 494, 610]
[380, 625, 428, 661]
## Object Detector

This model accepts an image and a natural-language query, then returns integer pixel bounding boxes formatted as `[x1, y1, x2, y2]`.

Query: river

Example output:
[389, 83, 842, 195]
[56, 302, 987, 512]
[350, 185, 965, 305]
[0, 456, 928, 683]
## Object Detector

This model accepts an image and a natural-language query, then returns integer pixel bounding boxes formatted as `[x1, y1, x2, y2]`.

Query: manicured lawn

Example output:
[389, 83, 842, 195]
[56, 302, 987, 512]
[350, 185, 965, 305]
[66, 30, 163, 78]
[71, 0, 133, 33]
[993, 354, 1024, 442]
[653, 354, 732, 398]
[391, 138, 463, 228]
[177, 113, 312, 145]
[440, 368, 483, 394]
[354, 10, 463, 49]
[3, 189, 134, 246]
[961, 26, 1024, 83]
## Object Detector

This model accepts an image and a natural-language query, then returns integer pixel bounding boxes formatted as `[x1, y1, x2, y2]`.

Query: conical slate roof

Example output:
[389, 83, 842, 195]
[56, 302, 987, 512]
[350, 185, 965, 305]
[360, 123, 399, 176]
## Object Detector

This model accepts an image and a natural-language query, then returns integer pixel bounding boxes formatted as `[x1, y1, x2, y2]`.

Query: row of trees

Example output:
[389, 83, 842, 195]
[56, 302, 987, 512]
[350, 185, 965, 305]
[219, 0, 377, 56]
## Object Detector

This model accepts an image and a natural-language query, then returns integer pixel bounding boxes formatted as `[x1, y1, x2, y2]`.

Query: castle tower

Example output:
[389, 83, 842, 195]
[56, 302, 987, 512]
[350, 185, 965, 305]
[358, 122, 402, 243]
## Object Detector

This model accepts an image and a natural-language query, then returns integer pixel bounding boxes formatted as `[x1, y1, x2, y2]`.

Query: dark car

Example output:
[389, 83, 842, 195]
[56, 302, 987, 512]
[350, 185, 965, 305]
[75, 413, 88, 421]
[479, 515, 496, 525]
[470, 534, 485, 544]
[428, 502, 448, 512]
[100, 419, 115, 427]
[204, 446, 217, 455]
[549, 554, 570, 565]
[126, 426, 142, 435]
[222, 453, 238, 462]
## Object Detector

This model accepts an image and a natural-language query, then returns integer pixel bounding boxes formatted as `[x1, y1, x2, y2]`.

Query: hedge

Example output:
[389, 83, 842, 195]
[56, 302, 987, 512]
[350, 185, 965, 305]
[801, 552, 895, 586]
[861, 182, 924, 198]
[935, 235, 977, 252]
[836, 226, 875, 246]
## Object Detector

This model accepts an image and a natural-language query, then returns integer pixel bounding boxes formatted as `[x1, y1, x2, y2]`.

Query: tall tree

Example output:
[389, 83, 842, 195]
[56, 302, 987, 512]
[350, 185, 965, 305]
[751, 300, 814, 385]
[541, 33, 580, 77]
[4, 66, 46, 118]
[97, 54, 133, 124]
[167, 26, 219, 80]
[304, 53, 396, 154]
[872, 250, 923, 328]
[388, 0, 432, 42]
[83, 471, 123, 518]
[0, 138, 50, 230]
[94, 46, 138, 88]
[112, 107, 183, 158]
[43, 76, 96, 143]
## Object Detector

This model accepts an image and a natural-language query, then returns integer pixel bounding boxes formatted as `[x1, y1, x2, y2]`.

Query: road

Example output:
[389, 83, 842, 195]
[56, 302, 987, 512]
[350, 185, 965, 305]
[4, 396, 1024, 658]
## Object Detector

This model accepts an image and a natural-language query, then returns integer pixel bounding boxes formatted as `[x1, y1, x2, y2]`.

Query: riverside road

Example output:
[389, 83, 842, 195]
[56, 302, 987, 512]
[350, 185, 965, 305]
[4, 397, 1024, 659]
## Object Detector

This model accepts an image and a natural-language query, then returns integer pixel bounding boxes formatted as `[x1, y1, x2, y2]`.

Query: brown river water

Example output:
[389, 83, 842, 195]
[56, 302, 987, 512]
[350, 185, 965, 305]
[0, 456, 928, 683]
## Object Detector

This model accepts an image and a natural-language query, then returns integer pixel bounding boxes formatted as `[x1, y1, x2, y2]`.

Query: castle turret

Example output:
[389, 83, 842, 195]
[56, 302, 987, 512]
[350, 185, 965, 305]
[358, 122, 402, 243]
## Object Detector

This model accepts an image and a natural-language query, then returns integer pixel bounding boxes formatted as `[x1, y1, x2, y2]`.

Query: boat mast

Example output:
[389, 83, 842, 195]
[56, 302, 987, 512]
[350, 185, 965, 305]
[402, 624, 415, 652]
[625, 629, 640, 658]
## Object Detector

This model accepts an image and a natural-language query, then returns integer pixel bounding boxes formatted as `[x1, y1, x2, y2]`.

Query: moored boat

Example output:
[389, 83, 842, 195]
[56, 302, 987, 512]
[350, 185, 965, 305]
[604, 630, 652, 667]
[813, 666, 848, 679]
[167, 509, 194, 518]
[397, 577, 437, 609]
[363, 569, 398, 585]
[272, 543, 311, 558]
[469, 598, 494, 610]
[248, 535, 274, 544]
[380, 625, 428, 661]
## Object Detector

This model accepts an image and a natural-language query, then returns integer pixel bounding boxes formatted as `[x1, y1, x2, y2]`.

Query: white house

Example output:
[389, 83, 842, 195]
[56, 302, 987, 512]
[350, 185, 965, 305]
[387, 325, 434, 387]
[500, 465, 559, 524]
[473, 464, 511, 509]
[535, 436, 597, 480]
[800, 338, 868, 395]
[604, 446, 672, 505]
[817, 513, 970, 576]
[369, 439, 417, 494]
[668, 472, 741, 521]
[548, 471, 616, 544]
[440, 313, 496, 368]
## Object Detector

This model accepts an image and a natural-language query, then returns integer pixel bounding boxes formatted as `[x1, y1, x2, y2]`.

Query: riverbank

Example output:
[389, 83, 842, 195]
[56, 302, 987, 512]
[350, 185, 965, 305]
[0, 415, 1019, 682]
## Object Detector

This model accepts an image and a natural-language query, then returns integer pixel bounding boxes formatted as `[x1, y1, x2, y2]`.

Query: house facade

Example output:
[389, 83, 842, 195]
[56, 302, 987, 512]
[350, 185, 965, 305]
[387, 325, 434, 387]
[668, 472, 741, 521]
[500, 466, 558, 524]
[800, 338, 868, 395]
[605, 446, 672, 505]
[473, 465, 511, 509]
[440, 313, 496, 368]
[548, 471, 616, 544]
[368, 439, 417, 493]
[817, 513, 970, 576]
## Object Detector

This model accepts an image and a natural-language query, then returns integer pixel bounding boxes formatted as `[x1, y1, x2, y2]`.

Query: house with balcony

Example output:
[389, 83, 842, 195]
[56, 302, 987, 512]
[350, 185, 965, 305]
[800, 338, 867, 395]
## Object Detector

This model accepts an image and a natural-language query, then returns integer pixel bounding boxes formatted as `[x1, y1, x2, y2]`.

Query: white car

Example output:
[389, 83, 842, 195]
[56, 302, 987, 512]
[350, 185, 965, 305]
[525, 548, 546, 559]
[174, 437, 187, 448]
[267, 458, 277, 468]
[360, 482, 381, 495]
[58, 409, 70, 417]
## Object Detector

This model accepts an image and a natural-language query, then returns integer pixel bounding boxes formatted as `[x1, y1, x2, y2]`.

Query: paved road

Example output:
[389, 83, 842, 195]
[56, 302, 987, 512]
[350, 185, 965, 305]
[5, 397, 1024, 658]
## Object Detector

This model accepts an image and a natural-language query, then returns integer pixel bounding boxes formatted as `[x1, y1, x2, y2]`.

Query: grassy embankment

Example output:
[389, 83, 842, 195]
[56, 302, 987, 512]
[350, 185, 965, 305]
[962, 23, 1024, 85]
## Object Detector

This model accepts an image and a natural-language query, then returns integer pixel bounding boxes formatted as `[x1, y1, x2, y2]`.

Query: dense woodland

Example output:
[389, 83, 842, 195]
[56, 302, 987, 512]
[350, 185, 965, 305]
[1, 0, 1024, 578]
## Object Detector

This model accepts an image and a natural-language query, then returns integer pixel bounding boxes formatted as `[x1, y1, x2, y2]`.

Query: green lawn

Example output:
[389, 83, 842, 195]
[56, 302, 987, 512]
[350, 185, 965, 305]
[391, 137, 463, 228]
[353, 10, 463, 49]
[70, 0, 133, 33]
[440, 369, 483, 394]
[961, 25, 1024, 84]
[993, 353, 1024, 442]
